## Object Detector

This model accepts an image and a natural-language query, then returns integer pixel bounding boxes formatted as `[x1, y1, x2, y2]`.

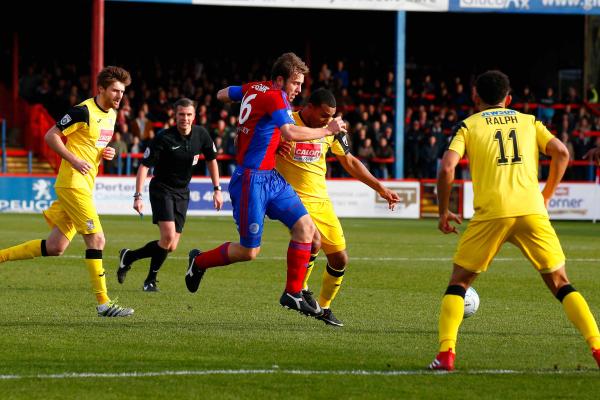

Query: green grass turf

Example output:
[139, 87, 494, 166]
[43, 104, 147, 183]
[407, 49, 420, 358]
[1, 214, 600, 399]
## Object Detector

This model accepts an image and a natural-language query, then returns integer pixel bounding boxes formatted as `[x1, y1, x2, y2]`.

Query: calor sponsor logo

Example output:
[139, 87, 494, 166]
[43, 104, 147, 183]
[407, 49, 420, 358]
[293, 142, 322, 163]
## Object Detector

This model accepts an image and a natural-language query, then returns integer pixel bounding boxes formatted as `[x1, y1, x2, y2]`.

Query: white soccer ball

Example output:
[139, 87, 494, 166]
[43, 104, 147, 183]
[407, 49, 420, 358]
[463, 287, 480, 319]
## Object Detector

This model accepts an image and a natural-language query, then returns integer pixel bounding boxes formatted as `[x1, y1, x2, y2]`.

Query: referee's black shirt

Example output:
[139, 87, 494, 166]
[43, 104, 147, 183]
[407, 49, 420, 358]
[141, 126, 217, 190]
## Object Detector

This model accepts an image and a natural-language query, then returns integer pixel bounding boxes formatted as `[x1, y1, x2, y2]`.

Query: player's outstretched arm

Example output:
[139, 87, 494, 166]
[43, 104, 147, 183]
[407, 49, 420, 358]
[280, 117, 346, 141]
[217, 87, 233, 103]
[44, 126, 91, 175]
[337, 153, 400, 210]
[217, 86, 244, 104]
[542, 138, 570, 208]
[437, 150, 462, 234]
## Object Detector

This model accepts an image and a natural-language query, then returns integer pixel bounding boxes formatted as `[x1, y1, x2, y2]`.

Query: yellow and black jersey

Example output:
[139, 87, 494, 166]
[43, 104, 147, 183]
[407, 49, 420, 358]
[276, 111, 349, 201]
[448, 108, 555, 221]
[54, 97, 116, 191]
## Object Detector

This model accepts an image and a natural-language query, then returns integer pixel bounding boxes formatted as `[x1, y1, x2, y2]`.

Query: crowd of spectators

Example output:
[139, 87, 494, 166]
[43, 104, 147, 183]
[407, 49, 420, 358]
[403, 74, 600, 181]
[16, 60, 600, 181]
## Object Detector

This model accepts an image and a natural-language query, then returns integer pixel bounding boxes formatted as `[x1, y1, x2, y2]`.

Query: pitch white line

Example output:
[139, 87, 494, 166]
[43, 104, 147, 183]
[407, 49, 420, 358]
[0, 368, 594, 380]
[57, 255, 600, 262]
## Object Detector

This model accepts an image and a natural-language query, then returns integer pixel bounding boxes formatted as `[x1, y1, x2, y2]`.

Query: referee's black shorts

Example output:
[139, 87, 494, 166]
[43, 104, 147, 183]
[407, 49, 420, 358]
[149, 181, 189, 233]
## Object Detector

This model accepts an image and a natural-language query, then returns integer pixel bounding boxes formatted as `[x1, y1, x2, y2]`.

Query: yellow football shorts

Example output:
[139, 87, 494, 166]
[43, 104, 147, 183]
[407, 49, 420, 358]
[303, 199, 346, 255]
[454, 214, 565, 274]
[43, 187, 103, 240]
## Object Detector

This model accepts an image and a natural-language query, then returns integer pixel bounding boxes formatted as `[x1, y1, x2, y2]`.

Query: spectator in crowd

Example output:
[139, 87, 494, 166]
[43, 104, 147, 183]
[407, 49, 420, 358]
[119, 121, 134, 147]
[538, 87, 556, 126]
[131, 105, 153, 142]
[563, 86, 581, 104]
[130, 136, 143, 172]
[517, 85, 536, 104]
[421, 74, 435, 97]
[352, 125, 367, 153]
[212, 119, 231, 142]
[405, 120, 424, 178]
[357, 137, 375, 169]
[318, 63, 332, 87]
[452, 83, 469, 117]
[19, 65, 42, 102]
[560, 131, 575, 180]
[381, 126, 394, 149]
[420, 135, 439, 179]
[142, 128, 156, 150]
[106, 132, 128, 174]
[149, 88, 170, 124]
[573, 129, 593, 180]
[375, 136, 394, 179]
[333, 60, 349, 89]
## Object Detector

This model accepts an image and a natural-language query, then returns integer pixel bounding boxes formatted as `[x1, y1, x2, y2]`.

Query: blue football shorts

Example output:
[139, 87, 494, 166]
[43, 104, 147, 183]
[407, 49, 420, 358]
[229, 167, 308, 248]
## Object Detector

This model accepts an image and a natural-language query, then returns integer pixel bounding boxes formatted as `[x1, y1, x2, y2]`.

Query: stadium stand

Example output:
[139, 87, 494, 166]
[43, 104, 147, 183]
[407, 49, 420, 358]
[2, 59, 599, 180]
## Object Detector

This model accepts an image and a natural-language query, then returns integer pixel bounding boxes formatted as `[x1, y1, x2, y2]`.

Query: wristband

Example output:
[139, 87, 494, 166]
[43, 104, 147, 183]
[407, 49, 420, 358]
[133, 192, 142, 199]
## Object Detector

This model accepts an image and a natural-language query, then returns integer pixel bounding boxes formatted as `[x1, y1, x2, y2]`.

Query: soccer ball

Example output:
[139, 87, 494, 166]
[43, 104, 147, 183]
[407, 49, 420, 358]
[463, 287, 480, 319]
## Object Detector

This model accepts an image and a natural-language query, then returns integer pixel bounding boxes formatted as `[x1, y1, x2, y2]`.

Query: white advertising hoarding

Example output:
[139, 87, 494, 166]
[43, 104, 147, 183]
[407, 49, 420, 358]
[94, 177, 420, 219]
[462, 182, 600, 220]
[326, 180, 420, 218]
[191, 0, 449, 11]
[94, 177, 234, 216]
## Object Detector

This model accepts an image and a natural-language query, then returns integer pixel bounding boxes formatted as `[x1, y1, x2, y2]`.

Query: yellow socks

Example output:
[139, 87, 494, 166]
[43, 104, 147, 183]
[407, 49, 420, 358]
[558, 286, 600, 350]
[318, 264, 345, 309]
[438, 286, 466, 353]
[0, 239, 43, 263]
[302, 253, 318, 290]
[85, 249, 109, 305]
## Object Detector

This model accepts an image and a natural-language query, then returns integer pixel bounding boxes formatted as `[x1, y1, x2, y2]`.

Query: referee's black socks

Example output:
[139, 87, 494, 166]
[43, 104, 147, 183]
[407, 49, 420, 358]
[146, 242, 169, 282]
[128, 240, 162, 264]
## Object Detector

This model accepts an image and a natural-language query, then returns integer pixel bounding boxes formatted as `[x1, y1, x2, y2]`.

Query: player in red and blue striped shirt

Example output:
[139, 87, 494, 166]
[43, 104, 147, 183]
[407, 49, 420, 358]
[185, 53, 346, 317]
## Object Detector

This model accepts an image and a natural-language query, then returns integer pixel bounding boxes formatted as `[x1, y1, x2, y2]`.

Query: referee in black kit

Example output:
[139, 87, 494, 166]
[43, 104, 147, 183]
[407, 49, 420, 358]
[117, 98, 223, 291]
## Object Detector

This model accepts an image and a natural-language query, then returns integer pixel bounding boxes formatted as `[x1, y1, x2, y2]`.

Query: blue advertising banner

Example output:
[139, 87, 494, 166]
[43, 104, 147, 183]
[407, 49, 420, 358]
[449, 0, 600, 14]
[0, 176, 57, 213]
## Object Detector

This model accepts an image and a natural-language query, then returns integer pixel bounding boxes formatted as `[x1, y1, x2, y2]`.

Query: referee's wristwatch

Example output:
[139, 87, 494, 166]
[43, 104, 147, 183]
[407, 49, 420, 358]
[133, 192, 142, 199]
[213, 185, 222, 191]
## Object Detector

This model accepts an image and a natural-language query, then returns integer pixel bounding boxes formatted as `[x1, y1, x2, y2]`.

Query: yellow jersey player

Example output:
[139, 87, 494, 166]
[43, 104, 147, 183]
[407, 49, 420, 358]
[430, 70, 600, 370]
[276, 88, 399, 326]
[0, 66, 134, 317]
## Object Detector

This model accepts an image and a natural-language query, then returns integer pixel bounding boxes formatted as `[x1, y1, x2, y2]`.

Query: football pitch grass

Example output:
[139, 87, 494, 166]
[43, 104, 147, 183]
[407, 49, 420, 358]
[1, 213, 600, 399]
